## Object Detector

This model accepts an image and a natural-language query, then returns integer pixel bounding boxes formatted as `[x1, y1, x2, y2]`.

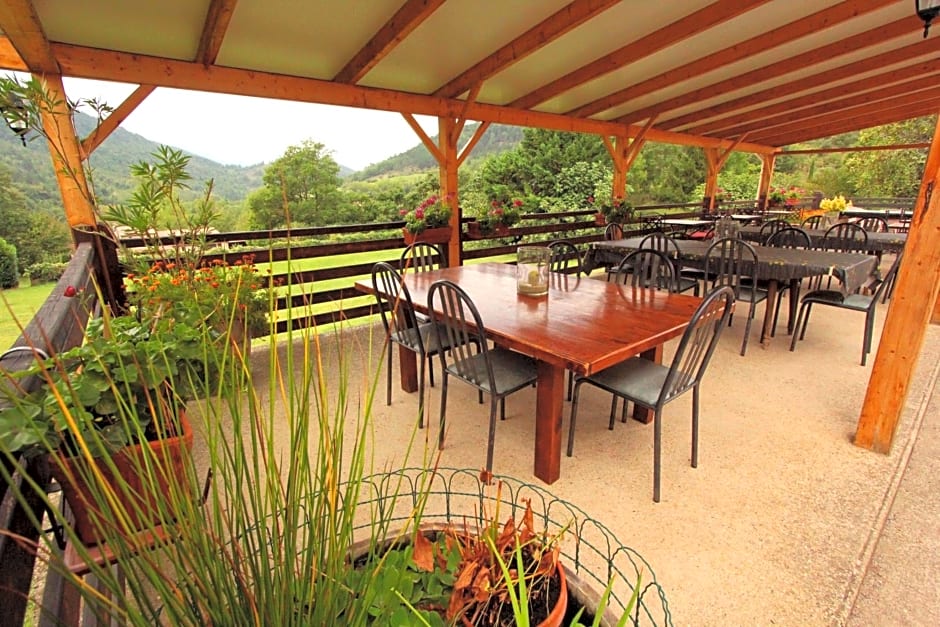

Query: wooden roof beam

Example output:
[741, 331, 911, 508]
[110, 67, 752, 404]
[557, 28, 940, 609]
[659, 35, 940, 132]
[49, 41, 776, 154]
[195, 0, 238, 65]
[684, 60, 940, 136]
[510, 0, 769, 111]
[434, 0, 620, 99]
[0, 35, 28, 70]
[80, 84, 156, 156]
[706, 80, 940, 139]
[782, 144, 931, 155]
[569, 0, 893, 119]
[615, 15, 920, 126]
[333, 0, 445, 84]
[0, 0, 58, 72]
[758, 103, 940, 147]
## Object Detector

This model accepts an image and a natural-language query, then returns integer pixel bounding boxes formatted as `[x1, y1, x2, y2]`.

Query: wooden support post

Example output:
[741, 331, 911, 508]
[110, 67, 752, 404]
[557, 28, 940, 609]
[438, 117, 460, 266]
[704, 148, 720, 213]
[609, 136, 630, 200]
[757, 153, 776, 211]
[38, 75, 97, 229]
[855, 111, 940, 452]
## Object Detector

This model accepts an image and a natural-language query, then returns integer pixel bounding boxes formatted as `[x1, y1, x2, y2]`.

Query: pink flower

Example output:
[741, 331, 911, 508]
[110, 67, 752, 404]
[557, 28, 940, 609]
[415, 208, 425, 219]
[513, 199, 523, 207]
[399, 209, 408, 216]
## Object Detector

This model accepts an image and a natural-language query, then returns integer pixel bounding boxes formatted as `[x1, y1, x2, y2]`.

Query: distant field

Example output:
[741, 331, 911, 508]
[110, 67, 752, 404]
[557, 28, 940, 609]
[0, 283, 55, 348]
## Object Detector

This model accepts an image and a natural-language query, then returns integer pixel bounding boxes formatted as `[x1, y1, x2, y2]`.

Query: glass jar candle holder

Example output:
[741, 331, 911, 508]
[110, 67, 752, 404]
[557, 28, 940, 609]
[516, 246, 550, 297]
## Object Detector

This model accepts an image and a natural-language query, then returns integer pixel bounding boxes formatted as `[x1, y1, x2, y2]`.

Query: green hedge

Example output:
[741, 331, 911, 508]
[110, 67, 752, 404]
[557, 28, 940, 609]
[0, 237, 19, 289]
[25, 261, 68, 284]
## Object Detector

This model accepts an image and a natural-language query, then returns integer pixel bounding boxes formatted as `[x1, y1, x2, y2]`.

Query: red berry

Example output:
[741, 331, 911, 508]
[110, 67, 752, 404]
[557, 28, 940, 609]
[64, 286, 77, 297]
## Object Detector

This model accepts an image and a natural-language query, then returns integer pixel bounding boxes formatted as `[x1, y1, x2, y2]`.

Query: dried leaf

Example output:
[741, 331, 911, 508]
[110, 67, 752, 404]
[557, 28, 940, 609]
[412, 530, 434, 572]
[453, 561, 478, 591]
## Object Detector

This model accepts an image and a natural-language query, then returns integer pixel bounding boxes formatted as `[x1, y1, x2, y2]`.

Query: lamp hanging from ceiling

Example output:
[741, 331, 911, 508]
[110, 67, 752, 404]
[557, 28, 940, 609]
[916, 0, 940, 37]
[0, 95, 30, 146]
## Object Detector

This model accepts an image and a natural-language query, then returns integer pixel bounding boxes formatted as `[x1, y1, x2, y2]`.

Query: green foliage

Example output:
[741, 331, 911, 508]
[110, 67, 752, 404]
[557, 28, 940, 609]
[843, 116, 934, 197]
[401, 193, 452, 233]
[0, 236, 19, 288]
[251, 140, 342, 228]
[0, 164, 71, 267]
[25, 260, 68, 284]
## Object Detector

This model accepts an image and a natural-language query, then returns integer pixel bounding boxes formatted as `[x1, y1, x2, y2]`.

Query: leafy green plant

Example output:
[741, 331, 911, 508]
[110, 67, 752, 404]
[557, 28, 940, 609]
[401, 193, 453, 233]
[599, 196, 633, 223]
[25, 260, 68, 284]
[0, 236, 19, 288]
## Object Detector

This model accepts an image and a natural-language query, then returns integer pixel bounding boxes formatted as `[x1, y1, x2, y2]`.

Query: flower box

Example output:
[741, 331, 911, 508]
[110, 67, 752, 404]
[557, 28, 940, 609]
[465, 221, 510, 239]
[402, 226, 452, 245]
[594, 212, 606, 226]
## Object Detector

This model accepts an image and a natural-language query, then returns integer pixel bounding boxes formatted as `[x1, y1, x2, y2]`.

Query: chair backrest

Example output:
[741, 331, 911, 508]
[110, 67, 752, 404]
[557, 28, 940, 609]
[764, 226, 811, 249]
[400, 242, 443, 273]
[427, 280, 495, 391]
[869, 251, 903, 307]
[610, 249, 678, 292]
[854, 216, 889, 233]
[801, 215, 824, 230]
[759, 219, 789, 241]
[821, 222, 868, 252]
[658, 285, 735, 406]
[603, 222, 624, 241]
[638, 231, 680, 258]
[548, 240, 582, 276]
[703, 237, 759, 297]
[642, 214, 664, 230]
[371, 262, 423, 348]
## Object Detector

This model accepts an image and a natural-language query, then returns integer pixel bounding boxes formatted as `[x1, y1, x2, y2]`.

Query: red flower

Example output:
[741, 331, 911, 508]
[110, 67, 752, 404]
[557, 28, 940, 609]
[513, 199, 523, 207]
[64, 285, 77, 297]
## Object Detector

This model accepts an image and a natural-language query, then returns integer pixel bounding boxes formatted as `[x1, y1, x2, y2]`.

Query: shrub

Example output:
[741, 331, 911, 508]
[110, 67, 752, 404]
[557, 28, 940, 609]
[0, 237, 19, 289]
[25, 261, 68, 284]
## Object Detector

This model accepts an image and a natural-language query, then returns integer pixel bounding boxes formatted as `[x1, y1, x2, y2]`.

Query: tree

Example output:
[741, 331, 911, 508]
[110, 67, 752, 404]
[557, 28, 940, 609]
[843, 116, 934, 197]
[0, 166, 70, 268]
[251, 140, 342, 227]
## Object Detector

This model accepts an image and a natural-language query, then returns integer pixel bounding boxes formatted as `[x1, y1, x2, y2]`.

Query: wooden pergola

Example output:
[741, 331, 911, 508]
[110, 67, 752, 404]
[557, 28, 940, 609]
[1, 0, 938, 457]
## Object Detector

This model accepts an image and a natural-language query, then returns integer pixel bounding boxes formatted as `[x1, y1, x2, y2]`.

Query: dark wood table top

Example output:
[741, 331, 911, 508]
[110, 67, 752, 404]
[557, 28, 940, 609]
[737, 226, 906, 252]
[357, 263, 702, 377]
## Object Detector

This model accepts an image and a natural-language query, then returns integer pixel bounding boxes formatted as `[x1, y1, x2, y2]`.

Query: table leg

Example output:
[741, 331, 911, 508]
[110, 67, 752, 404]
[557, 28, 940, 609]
[398, 345, 418, 393]
[760, 280, 778, 346]
[786, 278, 801, 335]
[534, 361, 564, 484]
[631, 346, 662, 424]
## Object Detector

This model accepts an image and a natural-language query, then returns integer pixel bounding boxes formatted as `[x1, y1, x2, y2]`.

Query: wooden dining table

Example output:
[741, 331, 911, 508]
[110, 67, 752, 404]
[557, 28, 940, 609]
[355, 262, 702, 484]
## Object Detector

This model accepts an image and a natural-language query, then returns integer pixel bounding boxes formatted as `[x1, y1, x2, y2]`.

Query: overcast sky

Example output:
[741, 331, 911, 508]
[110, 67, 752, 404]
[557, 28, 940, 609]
[62, 77, 441, 171]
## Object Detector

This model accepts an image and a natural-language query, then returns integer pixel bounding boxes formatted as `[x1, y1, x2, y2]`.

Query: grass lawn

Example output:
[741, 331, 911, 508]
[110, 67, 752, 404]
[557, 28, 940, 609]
[0, 282, 55, 349]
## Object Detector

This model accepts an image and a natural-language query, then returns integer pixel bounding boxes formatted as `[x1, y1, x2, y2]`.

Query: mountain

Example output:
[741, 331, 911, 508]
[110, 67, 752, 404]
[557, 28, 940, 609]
[0, 110, 265, 207]
[349, 123, 523, 181]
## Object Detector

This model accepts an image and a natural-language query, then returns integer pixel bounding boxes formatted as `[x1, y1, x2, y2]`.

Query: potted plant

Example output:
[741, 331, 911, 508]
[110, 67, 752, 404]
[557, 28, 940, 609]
[766, 187, 787, 208]
[467, 199, 523, 238]
[596, 196, 633, 226]
[784, 186, 805, 208]
[401, 193, 454, 244]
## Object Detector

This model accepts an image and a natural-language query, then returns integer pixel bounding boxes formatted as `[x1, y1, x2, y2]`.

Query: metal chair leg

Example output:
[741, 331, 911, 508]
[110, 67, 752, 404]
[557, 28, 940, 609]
[486, 398, 498, 472]
[438, 376, 449, 449]
[653, 407, 663, 503]
[691, 385, 700, 468]
[567, 380, 584, 456]
[386, 341, 393, 406]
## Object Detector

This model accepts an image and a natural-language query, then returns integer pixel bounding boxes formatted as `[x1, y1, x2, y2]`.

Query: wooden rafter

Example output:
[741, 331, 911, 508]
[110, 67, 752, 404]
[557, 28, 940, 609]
[452, 82, 482, 145]
[511, 0, 768, 111]
[615, 15, 920, 126]
[782, 144, 931, 155]
[333, 0, 445, 84]
[195, 0, 238, 65]
[45, 40, 775, 154]
[434, 0, 620, 98]
[753, 98, 940, 146]
[659, 36, 940, 133]
[80, 85, 156, 156]
[714, 84, 940, 140]
[0, 35, 27, 69]
[625, 115, 657, 170]
[0, 0, 58, 72]
[457, 121, 491, 167]
[569, 0, 893, 119]
[401, 112, 443, 164]
[760, 104, 940, 148]
[683, 61, 940, 136]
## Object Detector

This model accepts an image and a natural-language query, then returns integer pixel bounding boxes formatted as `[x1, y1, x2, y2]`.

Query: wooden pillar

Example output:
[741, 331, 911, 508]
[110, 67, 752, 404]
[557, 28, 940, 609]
[704, 148, 720, 213]
[610, 136, 630, 200]
[855, 111, 940, 452]
[38, 75, 97, 229]
[438, 117, 460, 266]
[757, 153, 776, 211]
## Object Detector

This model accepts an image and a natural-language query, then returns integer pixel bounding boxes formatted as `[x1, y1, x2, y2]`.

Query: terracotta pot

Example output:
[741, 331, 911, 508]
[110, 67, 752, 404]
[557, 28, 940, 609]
[51, 410, 194, 545]
[403, 226, 452, 245]
[465, 220, 486, 239]
[594, 212, 607, 226]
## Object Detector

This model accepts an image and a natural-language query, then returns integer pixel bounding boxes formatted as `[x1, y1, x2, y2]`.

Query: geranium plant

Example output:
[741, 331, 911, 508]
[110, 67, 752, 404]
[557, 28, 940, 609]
[401, 193, 453, 234]
[477, 199, 523, 233]
[784, 186, 805, 207]
[767, 187, 788, 206]
[599, 196, 633, 223]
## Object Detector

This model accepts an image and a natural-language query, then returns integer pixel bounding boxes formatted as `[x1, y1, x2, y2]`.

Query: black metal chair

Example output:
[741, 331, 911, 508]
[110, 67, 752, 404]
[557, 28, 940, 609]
[400, 242, 444, 274]
[548, 240, 582, 276]
[567, 286, 735, 502]
[764, 227, 812, 336]
[603, 222, 624, 241]
[853, 216, 889, 233]
[704, 238, 767, 356]
[789, 252, 902, 366]
[758, 219, 790, 242]
[371, 262, 454, 427]
[815, 222, 869, 290]
[637, 231, 701, 295]
[801, 214, 824, 230]
[609, 248, 678, 292]
[427, 280, 538, 473]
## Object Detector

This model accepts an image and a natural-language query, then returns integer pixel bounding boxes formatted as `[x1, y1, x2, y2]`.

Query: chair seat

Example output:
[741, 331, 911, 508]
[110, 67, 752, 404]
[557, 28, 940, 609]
[801, 290, 873, 311]
[675, 276, 699, 294]
[580, 357, 677, 408]
[444, 349, 537, 395]
[392, 322, 442, 353]
[735, 285, 768, 304]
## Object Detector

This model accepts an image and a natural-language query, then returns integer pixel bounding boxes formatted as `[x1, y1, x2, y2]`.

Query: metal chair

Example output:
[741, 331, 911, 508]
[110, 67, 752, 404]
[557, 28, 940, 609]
[704, 238, 767, 356]
[638, 231, 701, 295]
[801, 215, 824, 230]
[548, 240, 582, 276]
[790, 252, 903, 366]
[427, 280, 538, 473]
[371, 262, 451, 427]
[603, 222, 624, 241]
[764, 227, 812, 336]
[758, 219, 790, 242]
[400, 242, 444, 274]
[567, 286, 735, 502]
[853, 216, 889, 233]
[815, 222, 869, 290]
[609, 248, 678, 292]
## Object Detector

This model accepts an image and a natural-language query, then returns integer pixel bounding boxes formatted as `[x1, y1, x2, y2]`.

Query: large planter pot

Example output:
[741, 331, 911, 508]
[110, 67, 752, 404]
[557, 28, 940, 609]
[466, 221, 510, 239]
[594, 212, 607, 226]
[403, 226, 452, 245]
[51, 410, 194, 545]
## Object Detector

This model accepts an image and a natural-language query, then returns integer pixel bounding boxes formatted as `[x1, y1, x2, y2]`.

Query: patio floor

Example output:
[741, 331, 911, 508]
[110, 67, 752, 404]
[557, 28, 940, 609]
[248, 277, 940, 625]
